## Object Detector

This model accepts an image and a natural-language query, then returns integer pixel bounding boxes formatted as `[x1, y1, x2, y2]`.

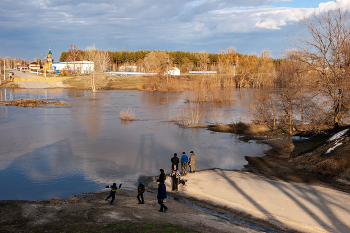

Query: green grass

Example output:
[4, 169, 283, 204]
[102, 223, 200, 232]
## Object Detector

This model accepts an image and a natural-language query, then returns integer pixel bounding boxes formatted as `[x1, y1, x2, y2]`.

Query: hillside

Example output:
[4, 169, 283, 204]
[245, 127, 350, 193]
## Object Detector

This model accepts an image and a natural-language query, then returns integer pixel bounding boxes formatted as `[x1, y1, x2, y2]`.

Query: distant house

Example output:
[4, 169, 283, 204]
[168, 67, 180, 75]
[29, 62, 40, 71]
[52, 61, 94, 74]
[118, 65, 138, 72]
[189, 71, 217, 74]
[18, 64, 29, 71]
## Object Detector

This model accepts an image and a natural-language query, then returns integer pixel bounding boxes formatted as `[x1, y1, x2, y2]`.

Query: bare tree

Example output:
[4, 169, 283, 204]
[95, 50, 111, 73]
[84, 45, 98, 92]
[67, 44, 82, 74]
[143, 51, 171, 75]
[195, 51, 209, 72]
[295, 6, 350, 130]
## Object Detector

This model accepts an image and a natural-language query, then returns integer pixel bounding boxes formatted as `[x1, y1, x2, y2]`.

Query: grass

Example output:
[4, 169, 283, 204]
[120, 107, 136, 121]
[62, 74, 147, 90]
[103, 223, 199, 232]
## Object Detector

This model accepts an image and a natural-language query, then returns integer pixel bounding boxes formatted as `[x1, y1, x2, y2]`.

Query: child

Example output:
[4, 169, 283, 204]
[157, 179, 168, 212]
[105, 182, 122, 205]
[137, 180, 145, 204]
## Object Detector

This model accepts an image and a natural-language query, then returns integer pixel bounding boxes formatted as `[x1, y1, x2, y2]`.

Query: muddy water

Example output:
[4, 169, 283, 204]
[0, 88, 269, 200]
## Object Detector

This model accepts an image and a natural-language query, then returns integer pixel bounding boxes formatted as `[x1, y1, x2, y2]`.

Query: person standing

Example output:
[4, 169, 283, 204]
[171, 153, 179, 170]
[189, 151, 196, 173]
[180, 152, 188, 176]
[159, 169, 166, 183]
[105, 182, 122, 205]
[170, 166, 180, 191]
[157, 179, 168, 212]
[137, 180, 145, 204]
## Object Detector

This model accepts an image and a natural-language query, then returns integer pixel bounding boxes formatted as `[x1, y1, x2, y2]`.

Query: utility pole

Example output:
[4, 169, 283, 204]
[3, 60, 5, 80]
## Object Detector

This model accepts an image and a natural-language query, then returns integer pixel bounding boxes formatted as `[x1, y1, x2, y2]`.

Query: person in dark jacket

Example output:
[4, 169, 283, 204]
[170, 166, 180, 191]
[157, 179, 168, 212]
[159, 169, 166, 183]
[137, 180, 145, 204]
[171, 153, 179, 170]
[105, 182, 122, 205]
[180, 152, 188, 176]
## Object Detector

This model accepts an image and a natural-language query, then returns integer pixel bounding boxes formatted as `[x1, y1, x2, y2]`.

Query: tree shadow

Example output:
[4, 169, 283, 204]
[213, 168, 350, 233]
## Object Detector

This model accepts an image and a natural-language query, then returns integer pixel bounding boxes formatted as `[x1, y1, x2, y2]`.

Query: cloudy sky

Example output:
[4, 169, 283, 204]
[1, 0, 349, 61]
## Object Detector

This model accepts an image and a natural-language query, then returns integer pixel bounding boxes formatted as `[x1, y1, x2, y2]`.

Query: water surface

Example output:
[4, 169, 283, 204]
[0, 89, 269, 200]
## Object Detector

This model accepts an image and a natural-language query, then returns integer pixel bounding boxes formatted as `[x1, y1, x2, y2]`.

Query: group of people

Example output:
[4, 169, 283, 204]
[169, 151, 195, 191]
[105, 151, 196, 213]
[171, 151, 196, 176]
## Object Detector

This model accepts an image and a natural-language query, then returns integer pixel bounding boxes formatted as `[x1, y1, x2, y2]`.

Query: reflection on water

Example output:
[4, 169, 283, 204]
[0, 88, 270, 200]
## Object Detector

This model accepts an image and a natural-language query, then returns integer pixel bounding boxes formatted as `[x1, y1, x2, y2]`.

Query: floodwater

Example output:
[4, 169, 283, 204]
[0, 88, 269, 200]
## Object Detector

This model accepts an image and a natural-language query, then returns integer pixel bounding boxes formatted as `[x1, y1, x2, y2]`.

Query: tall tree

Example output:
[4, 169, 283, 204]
[66, 44, 82, 74]
[295, 6, 350, 129]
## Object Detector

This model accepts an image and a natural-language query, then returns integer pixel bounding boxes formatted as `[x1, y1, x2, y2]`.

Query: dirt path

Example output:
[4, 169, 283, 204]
[0, 189, 264, 233]
[9, 69, 68, 88]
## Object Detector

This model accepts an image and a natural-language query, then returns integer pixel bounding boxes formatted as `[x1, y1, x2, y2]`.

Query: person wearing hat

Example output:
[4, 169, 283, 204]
[171, 153, 179, 170]
[157, 179, 168, 212]
[180, 152, 188, 176]
[137, 180, 145, 204]
[105, 182, 122, 205]
[189, 151, 196, 173]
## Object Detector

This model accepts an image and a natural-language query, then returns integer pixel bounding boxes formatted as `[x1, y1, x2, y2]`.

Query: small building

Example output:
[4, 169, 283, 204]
[29, 62, 40, 71]
[52, 61, 94, 74]
[168, 67, 180, 76]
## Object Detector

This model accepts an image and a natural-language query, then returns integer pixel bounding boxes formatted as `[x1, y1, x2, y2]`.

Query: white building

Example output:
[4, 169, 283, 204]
[167, 67, 180, 75]
[52, 61, 94, 74]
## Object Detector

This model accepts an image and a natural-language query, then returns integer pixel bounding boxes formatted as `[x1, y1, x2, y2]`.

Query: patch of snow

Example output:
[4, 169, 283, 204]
[326, 142, 343, 154]
[327, 128, 349, 142]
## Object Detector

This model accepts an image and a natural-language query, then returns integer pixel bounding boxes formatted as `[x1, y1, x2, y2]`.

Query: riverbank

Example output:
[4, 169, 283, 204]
[0, 175, 269, 233]
[1, 169, 350, 233]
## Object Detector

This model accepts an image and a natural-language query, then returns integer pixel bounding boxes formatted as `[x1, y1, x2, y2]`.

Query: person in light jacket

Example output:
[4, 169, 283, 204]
[189, 151, 196, 173]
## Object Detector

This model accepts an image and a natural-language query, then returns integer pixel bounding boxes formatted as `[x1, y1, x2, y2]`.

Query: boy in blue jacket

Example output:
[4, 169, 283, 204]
[180, 152, 188, 176]
[157, 179, 168, 212]
[105, 182, 122, 205]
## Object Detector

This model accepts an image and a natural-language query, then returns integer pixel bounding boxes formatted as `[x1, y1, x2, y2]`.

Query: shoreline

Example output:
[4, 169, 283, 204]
[2, 169, 350, 232]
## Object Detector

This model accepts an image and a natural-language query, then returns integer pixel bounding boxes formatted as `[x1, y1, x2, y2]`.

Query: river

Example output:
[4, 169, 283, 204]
[0, 88, 269, 200]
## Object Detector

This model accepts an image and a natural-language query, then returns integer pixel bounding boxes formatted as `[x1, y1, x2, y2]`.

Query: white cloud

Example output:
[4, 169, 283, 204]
[1, 0, 349, 59]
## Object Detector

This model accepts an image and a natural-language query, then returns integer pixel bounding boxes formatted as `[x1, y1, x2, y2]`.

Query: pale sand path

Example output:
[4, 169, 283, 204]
[163, 169, 350, 233]
[8, 68, 68, 88]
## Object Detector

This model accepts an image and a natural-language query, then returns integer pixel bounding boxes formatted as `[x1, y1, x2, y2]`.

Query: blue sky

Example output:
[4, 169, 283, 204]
[0, 0, 349, 61]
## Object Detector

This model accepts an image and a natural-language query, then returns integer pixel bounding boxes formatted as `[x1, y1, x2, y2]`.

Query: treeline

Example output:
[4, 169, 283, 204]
[58, 45, 283, 89]
[60, 49, 219, 67]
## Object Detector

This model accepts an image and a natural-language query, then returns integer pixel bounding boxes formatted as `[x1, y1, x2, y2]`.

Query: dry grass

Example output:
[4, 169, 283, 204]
[120, 107, 136, 121]
[167, 105, 202, 126]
